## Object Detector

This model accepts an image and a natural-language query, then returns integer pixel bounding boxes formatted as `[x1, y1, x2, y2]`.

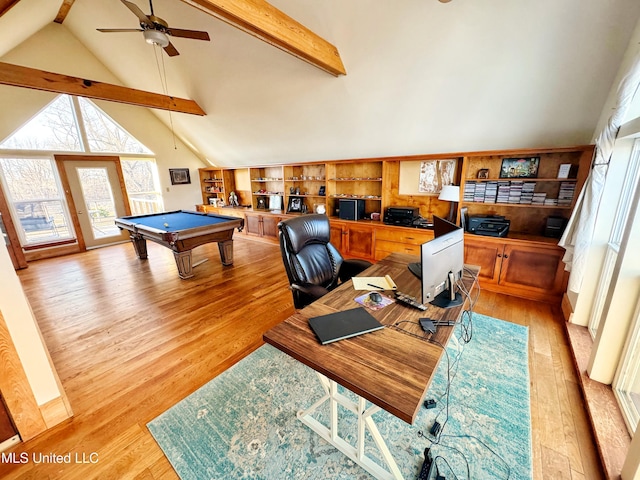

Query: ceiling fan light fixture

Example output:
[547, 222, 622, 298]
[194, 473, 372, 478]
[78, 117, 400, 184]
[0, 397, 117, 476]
[143, 29, 169, 47]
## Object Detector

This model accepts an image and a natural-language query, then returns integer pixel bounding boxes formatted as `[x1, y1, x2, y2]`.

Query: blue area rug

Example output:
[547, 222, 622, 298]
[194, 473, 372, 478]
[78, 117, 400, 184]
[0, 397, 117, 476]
[148, 313, 531, 479]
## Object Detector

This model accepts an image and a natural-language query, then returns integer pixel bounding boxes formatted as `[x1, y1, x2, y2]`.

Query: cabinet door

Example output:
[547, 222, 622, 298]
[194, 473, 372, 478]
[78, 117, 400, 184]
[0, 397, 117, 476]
[499, 244, 566, 294]
[245, 214, 262, 237]
[464, 237, 503, 284]
[261, 215, 281, 240]
[330, 222, 344, 252]
[344, 224, 374, 260]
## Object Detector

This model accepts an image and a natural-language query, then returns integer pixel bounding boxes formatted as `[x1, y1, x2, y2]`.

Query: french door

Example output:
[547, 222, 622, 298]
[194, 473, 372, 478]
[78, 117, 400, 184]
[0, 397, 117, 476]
[56, 156, 130, 249]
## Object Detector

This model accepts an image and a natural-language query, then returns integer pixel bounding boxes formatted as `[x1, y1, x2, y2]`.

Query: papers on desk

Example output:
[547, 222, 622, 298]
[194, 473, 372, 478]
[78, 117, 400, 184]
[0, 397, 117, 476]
[352, 275, 397, 291]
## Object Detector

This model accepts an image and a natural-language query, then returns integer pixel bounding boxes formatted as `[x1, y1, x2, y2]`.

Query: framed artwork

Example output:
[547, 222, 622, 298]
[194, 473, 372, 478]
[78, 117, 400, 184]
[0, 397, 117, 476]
[287, 196, 303, 213]
[477, 169, 490, 179]
[418, 159, 457, 194]
[499, 157, 540, 178]
[169, 168, 191, 185]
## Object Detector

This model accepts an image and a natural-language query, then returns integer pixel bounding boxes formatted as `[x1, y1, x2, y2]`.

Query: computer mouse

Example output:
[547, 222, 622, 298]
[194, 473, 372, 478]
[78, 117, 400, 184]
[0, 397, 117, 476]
[369, 292, 382, 304]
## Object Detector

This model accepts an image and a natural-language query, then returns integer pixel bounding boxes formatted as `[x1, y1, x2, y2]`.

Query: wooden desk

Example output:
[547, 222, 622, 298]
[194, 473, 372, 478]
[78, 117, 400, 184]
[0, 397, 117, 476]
[263, 253, 479, 480]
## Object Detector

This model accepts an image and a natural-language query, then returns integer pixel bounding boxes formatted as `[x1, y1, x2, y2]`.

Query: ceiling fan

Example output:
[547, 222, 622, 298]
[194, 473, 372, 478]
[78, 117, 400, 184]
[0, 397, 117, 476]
[97, 0, 210, 57]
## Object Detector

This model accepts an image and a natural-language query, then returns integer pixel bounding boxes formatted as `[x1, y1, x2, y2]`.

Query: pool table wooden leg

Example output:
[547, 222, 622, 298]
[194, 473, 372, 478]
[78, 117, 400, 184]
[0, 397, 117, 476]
[173, 251, 194, 279]
[218, 240, 234, 266]
[129, 234, 148, 260]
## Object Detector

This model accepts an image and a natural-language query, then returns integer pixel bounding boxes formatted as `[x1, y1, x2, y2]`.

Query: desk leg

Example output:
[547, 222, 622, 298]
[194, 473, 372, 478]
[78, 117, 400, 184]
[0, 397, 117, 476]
[173, 251, 194, 279]
[217, 240, 234, 266]
[297, 373, 404, 480]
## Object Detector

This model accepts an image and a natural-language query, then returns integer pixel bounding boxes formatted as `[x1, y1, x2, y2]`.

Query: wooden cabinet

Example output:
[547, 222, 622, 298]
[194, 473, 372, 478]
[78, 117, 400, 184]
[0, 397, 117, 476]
[325, 161, 383, 218]
[459, 146, 593, 239]
[249, 166, 284, 211]
[198, 168, 236, 207]
[330, 220, 375, 260]
[464, 235, 567, 302]
[374, 226, 434, 261]
[283, 163, 327, 215]
[244, 211, 283, 243]
[194, 145, 594, 304]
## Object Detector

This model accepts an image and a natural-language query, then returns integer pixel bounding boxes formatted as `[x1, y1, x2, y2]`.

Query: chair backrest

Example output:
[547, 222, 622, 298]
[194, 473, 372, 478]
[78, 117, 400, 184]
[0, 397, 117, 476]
[278, 214, 344, 290]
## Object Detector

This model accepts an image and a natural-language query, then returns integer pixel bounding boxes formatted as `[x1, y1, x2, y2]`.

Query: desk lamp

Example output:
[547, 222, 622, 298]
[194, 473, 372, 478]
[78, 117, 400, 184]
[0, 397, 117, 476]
[438, 185, 460, 224]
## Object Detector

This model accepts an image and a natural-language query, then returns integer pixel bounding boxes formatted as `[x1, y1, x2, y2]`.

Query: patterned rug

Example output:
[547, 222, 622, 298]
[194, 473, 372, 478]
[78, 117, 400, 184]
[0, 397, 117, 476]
[148, 313, 531, 479]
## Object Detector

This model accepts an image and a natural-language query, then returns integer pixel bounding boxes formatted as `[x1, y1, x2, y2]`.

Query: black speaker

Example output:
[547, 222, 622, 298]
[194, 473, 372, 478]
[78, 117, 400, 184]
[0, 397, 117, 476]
[544, 216, 567, 238]
[338, 199, 366, 220]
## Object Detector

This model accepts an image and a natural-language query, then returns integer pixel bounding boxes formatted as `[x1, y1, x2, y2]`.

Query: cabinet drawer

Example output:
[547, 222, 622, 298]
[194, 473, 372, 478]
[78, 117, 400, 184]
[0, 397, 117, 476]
[375, 228, 433, 245]
[375, 239, 421, 255]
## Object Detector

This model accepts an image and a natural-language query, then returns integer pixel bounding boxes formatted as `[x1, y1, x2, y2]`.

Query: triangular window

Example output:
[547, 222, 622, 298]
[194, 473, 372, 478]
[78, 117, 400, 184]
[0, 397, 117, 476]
[0, 95, 153, 155]
[78, 97, 152, 154]
[0, 95, 83, 151]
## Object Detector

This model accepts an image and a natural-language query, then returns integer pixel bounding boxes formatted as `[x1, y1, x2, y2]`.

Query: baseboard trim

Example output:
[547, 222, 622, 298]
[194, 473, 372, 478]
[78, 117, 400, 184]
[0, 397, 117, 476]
[0, 435, 20, 453]
[40, 396, 73, 429]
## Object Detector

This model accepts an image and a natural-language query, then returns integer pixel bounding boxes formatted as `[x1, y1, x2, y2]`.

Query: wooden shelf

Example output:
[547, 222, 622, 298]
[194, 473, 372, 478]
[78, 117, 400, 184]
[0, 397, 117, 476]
[461, 201, 572, 209]
[467, 177, 578, 182]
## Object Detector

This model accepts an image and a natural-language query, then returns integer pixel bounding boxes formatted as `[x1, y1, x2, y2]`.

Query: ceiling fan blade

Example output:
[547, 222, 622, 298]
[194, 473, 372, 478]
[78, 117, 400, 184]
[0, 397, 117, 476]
[163, 42, 180, 57]
[97, 28, 144, 33]
[121, 0, 153, 28]
[165, 28, 210, 41]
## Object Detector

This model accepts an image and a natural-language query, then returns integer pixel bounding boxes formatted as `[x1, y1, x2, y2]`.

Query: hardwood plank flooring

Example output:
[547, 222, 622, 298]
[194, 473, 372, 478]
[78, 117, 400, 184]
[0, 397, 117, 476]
[1, 238, 603, 479]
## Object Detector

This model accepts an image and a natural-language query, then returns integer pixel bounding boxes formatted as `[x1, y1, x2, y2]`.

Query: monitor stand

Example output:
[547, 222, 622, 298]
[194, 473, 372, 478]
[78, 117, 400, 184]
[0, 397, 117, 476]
[431, 272, 463, 309]
[408, 262, 422, 279]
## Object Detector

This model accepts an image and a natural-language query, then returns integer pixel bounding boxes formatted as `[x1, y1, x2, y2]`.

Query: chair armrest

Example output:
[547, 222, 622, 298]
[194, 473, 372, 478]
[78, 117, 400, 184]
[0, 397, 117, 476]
[291, 283, 330, 301]
[339, 259, 373, 282]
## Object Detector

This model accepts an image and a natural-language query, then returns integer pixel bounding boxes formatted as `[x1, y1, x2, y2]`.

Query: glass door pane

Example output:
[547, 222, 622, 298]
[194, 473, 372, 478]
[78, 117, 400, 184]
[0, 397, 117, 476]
[76, 167, 122, 240]
[0, 157, 74, 245]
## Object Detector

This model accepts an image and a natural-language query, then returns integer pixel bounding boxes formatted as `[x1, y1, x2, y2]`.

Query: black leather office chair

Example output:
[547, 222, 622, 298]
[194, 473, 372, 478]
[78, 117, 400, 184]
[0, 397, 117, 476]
[278, 214, 372, 309]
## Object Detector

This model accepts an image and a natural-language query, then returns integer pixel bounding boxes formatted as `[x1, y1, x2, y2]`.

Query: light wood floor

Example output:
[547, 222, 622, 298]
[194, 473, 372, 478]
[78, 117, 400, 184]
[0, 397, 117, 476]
[2, 237, 602, 479]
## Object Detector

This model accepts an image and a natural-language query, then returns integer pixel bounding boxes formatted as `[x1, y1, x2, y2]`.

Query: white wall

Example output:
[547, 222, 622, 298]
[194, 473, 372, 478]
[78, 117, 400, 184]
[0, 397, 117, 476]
[62, 0, 640, 167]
[0, 241, 61, 405]
[0, 23, 207, 211]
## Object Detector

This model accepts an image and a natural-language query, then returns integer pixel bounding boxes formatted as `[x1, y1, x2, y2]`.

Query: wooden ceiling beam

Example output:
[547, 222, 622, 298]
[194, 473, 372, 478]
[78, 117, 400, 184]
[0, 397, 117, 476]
[0, 62, 206, 116]
[54, 0, 75, 24]
[0, 0, 20, 18]
[180, 0, 346, 76]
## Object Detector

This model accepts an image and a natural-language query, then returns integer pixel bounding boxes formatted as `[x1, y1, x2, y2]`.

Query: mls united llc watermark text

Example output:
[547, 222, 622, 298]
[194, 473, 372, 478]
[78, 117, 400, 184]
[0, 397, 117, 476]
[1, 451, 99, 464]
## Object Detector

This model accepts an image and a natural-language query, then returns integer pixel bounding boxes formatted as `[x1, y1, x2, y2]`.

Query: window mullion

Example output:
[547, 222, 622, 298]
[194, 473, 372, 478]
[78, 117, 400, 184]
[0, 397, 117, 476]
[71, 96, 90, 153]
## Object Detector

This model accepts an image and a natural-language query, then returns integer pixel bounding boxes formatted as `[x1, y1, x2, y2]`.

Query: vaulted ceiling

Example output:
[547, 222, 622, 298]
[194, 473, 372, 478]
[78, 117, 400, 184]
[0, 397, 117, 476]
[1, 0, 640, 167]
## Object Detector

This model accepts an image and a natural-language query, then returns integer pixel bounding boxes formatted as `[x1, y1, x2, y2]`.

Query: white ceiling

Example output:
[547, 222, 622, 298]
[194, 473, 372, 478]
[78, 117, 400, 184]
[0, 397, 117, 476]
[1, 0, 640, 167]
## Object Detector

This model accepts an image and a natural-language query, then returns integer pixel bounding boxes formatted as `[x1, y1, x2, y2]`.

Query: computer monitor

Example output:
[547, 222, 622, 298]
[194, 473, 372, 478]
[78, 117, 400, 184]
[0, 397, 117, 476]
[408, 216, 464, 308]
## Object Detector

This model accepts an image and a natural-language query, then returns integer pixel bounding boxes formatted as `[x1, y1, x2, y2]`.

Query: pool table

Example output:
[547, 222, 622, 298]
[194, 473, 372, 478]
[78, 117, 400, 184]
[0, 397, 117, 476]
[115, 210, 244, 279]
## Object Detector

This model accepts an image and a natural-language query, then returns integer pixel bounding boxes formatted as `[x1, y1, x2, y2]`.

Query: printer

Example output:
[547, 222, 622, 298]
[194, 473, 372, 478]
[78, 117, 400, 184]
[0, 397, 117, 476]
[383, 206, 419, 227]
[467, 215, 510, 238]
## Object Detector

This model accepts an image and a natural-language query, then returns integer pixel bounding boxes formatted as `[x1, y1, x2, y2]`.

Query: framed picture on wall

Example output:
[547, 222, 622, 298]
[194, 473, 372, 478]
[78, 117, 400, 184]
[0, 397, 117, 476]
[499, 157, 539, 179]
[169, 168, 191, 185]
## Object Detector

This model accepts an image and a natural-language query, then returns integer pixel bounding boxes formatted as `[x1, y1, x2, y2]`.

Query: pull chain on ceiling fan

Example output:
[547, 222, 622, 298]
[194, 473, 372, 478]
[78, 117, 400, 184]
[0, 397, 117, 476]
[97, 0, 210, 57]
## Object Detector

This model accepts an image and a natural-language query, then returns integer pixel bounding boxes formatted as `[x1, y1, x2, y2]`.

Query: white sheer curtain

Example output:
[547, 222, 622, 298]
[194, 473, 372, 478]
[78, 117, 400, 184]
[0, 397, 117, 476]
[560, 53, 640, 293]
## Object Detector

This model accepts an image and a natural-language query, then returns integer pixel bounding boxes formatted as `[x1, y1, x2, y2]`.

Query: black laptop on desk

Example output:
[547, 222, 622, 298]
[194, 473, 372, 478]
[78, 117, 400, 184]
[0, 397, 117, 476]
[308, 307, 384, 345]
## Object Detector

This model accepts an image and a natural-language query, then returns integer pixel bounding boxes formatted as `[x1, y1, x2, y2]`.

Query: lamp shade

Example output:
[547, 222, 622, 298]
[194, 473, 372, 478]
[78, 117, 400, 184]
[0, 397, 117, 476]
[438, 185, 460, 202]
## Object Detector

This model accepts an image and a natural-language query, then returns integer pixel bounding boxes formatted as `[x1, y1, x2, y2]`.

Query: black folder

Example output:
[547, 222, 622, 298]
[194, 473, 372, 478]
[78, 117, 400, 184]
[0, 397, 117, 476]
[308, 307, 384, 345]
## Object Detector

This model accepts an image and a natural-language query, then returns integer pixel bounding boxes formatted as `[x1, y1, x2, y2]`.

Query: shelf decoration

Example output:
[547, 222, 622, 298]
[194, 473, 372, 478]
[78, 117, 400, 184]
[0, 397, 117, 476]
[499, 157, 540, 179]
[418, 159, 456, 194]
